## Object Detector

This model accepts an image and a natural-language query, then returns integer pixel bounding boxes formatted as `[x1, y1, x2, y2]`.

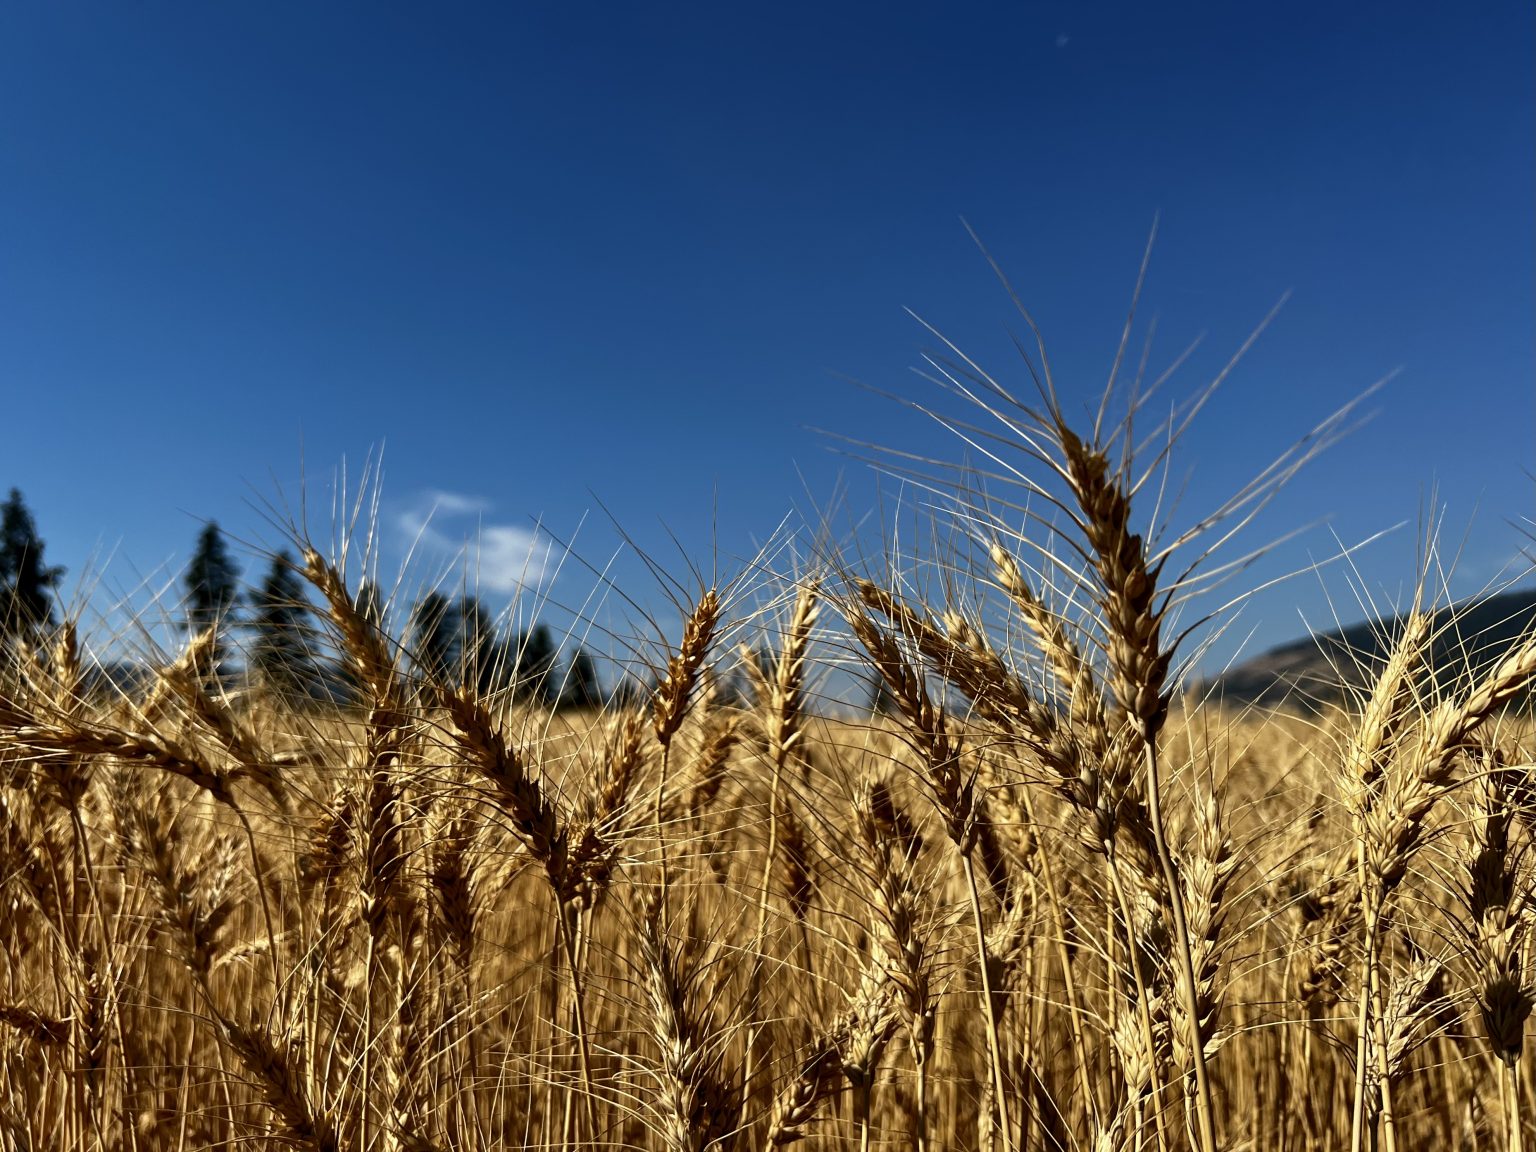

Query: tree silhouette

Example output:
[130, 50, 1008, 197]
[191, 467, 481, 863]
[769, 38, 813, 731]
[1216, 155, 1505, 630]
[355, 578, 387, 636]
[408, 591, 459, 680]
[458, 596, 498, 693]
[183, 522, 240, 682]
[249, 551, 319, 697]
[611, 666, 654, 710]
[559, 645, 604, 710]
[0, 488, 64, 644]
[512, 624, 558, 706]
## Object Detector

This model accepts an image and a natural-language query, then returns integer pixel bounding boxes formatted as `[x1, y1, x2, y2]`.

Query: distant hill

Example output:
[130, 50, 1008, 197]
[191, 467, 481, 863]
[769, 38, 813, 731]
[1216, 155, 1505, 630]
[1208, 585, 1536, 710]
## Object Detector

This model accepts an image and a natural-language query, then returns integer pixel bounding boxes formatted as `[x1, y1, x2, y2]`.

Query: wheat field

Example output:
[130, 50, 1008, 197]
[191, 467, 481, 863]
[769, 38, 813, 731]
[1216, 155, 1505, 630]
[2, 368, 1533, 1152]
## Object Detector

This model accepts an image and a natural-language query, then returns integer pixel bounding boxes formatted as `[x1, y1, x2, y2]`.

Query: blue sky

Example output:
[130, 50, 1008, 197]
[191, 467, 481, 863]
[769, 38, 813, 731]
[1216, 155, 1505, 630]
[1, 2, 1531, 677]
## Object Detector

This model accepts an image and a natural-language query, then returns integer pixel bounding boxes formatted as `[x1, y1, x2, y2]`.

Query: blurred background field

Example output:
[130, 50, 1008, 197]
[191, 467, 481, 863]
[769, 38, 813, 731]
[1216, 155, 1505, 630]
[1, 4, 1532, 1150]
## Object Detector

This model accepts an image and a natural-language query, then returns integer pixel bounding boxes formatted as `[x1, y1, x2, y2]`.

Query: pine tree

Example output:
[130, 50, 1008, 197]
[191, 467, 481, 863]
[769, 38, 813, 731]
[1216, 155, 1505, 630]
[356, 578, 387, 634]
[512, 624, 558, 706]
[458, 596, 499, 693]
[0, 488, 64, 643]
[408, 591, 459, 680]
[183, 521, 240, 681]
[611, 667, 653, 709]
[249, 551, 318, 697]
[559, 645, 604, 710]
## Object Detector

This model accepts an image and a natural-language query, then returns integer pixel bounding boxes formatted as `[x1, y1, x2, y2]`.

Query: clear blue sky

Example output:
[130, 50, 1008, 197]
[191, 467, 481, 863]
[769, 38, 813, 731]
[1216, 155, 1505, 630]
[1, 2, 1531, 673]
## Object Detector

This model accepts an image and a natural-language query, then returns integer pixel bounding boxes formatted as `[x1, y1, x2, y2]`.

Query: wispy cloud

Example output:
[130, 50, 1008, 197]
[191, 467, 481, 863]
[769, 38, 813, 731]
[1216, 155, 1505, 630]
[420, 489, 490, 517]
[395, 491, 554, 595]
[1055, 33, 1070, 49]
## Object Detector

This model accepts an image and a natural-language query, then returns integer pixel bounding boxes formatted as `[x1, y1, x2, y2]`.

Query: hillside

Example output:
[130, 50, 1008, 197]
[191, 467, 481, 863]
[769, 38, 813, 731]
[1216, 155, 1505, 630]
[1210, 585, 1536, 709]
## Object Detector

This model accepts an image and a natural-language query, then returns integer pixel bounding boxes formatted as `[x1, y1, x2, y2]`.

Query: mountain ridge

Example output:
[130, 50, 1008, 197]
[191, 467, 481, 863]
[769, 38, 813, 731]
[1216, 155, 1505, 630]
[1208, 584, 1536, 710]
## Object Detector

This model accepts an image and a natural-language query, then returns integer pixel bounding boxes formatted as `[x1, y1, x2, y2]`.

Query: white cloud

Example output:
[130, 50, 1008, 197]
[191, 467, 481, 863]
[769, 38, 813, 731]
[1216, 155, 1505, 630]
[396, 491, 555, 595]
[1055, 33, 1070, 49]
[472, 524, 555, 594]
[421, 489, 490, 516]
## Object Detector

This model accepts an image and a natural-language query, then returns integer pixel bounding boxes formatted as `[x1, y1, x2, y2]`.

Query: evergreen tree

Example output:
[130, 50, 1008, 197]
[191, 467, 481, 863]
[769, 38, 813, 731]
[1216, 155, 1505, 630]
[183, 521, 240, 680]
[511, 624, 558, 705]
[356, 578, 387, 635]
[480, 630, 517, 695]
[408, 591, 459, 680]
[0, 488, 64, 642]
[611, 667, 654, 710]
[559, 646, 604, 710]
[249, 551, 319, 696]
[458, 596, 498, 692]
